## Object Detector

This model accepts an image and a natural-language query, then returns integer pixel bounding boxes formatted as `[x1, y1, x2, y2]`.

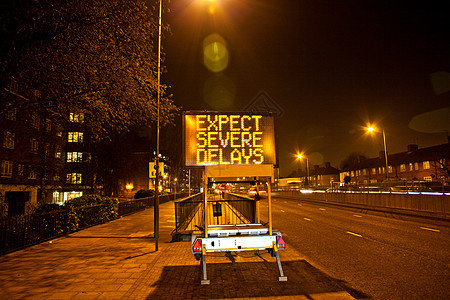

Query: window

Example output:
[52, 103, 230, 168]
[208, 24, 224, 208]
[1, 160, 13, 178]
[69, 113, 85, 123]
[33, 89, 41, 100]
[372, 168, 377, 174]
[45, 119, 52, 133]
[414, 162, 419, 170]
[68, 132, 83, 143]
[8, 77, 18, 93]
[6, 109, 16, 121]
[55, 124, 63, 137]
[66, 173, 82, 184]
[400, 164, 406, 172]
[378, 167, 382, 174]
[17, 164, 24, 176]
[67, 152, 83, 163]
[45, 143, 50, 157]
[423, 161, 430, 169]
[3, 131, 15, 149]
[409, 163, 413, 171]
[30, 138, 39, 153]
[52, 191, 61, 204]
[350, 171, 354, 177]
[30, 113, 39, 129]
[388, 166, 393, 173]
[362, 169, 367, 175]
[28, 168, 37, 179]
[55, 146, 62, 159]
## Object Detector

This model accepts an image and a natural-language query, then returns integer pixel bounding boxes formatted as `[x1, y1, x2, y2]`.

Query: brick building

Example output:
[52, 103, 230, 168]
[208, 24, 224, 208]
[1, 78, 93, 216]
[340, 143, 449, 186]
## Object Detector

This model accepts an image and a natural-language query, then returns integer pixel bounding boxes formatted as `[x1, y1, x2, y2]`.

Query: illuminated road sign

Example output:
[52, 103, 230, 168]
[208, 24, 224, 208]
[184, 112, 276, 166]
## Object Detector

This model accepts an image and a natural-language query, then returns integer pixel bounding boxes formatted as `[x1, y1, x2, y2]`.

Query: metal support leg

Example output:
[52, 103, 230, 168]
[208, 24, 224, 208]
[201, 245, 210, 285]
[273, 242, 287, 281]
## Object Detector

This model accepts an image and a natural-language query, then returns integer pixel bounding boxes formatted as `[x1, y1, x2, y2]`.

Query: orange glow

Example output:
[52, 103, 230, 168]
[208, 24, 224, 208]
[184, 112, 276, 166]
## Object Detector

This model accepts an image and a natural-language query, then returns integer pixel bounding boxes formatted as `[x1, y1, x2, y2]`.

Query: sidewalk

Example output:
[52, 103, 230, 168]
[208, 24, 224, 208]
[0, 200, 355, 299]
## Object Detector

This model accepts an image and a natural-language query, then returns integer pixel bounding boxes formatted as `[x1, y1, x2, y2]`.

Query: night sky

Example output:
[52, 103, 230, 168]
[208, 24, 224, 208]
[163, 0, 450, 176]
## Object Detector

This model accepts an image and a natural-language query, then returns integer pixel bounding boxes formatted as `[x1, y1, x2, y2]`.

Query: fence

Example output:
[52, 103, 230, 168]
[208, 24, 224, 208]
[173, 193, 257, 237]
[276, 190, 449, 219]
[0, 193, 187, 256]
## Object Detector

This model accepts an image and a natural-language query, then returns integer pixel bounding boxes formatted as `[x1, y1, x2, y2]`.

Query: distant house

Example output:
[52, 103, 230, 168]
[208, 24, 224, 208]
[279, 162, 341, 188]
[340, 143, 449, 185]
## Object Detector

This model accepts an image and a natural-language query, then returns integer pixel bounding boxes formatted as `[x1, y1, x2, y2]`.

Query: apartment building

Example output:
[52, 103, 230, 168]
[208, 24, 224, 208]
[1, 78, 92, 216]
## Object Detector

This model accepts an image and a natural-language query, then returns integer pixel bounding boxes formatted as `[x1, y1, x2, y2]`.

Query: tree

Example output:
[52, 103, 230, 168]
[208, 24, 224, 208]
[340, 152, 367, 171]
[1, 0, 178, 140]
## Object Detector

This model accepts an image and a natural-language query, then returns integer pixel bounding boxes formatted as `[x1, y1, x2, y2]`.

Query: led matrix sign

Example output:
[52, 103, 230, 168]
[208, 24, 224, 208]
[184, 112, 276, 166]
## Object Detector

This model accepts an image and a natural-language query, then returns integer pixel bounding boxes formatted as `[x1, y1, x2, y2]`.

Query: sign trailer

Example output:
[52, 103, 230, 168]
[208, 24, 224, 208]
[183, 111, 287, 284]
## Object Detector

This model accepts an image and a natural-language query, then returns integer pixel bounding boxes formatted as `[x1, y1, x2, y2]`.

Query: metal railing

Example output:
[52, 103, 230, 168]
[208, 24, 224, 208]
[173, 193, 257, 235]
[276, 190, 449, 219]
[0, 193, 187, 256]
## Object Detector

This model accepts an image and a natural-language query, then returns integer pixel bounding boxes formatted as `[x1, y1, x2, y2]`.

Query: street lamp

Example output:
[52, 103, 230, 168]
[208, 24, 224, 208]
[367, 126, 389, 185]
[297, 154, 310, 187]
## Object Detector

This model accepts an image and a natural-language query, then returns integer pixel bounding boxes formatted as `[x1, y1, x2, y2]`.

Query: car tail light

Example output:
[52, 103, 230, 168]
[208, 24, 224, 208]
[193, 238, 202, 253]
[276, 236, 286, 250]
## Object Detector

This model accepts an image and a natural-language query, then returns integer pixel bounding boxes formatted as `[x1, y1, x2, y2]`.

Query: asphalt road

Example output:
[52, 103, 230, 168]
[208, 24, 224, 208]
[260, 197, 450, 299]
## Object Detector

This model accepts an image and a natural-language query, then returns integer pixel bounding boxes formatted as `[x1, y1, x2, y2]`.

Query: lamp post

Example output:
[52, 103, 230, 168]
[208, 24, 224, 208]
[153, 0, 163, 252]
[367, 126, 389, 186]
[297, 154, 310, 187]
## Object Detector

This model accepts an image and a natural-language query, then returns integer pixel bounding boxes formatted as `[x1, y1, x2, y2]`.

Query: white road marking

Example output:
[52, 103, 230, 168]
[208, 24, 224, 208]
[353, 215, 363, 218]
[420, 227, 440, 233]
[280, 210, 285, 213]
[166, 220, 175, 222]
[304, 218, 311, 221]
[319, 208, 326, 211]
[298, 204, 302, 206]
[347, 231, 362, 237]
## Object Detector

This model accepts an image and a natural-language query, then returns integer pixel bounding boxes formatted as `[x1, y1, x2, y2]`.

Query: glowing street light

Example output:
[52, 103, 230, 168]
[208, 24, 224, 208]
[367, 125, 389, 183]
[297, 154, 310, 187]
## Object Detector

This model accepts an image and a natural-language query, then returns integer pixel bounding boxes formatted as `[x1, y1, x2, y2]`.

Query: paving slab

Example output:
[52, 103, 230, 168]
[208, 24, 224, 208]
[0, 200, 355, 299]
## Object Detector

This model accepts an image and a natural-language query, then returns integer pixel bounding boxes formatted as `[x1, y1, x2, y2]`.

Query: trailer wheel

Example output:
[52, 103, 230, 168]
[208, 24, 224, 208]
[268, 249, 276, 257]
[194, 253, 202, 261]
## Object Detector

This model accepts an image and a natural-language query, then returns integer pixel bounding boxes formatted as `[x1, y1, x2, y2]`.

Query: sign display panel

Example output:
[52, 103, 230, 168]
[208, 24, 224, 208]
[184, 112, 276, 166]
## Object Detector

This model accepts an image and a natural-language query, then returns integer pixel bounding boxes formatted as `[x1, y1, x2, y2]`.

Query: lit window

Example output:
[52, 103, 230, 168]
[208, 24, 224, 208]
[423, 161, 430, 169]
[66, 173, 82, 184]
[378, 167, 382, 174]
[68, 132, 83, 143]
[388, 166, 393, 173]
[30, 138, 39, 153]
[67, 152, 83, 162]
[400, 164, 406, 172]
[3, 131, 15, 149]
[69, 113, 85, 123]
[372, 168, 376, 174]
[409, 163, 413, 171]
[52, 191, 61, 204]
[350, 171, 354, 177]
[414, 162, 419, 170]
[1, 160, 13, 178]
